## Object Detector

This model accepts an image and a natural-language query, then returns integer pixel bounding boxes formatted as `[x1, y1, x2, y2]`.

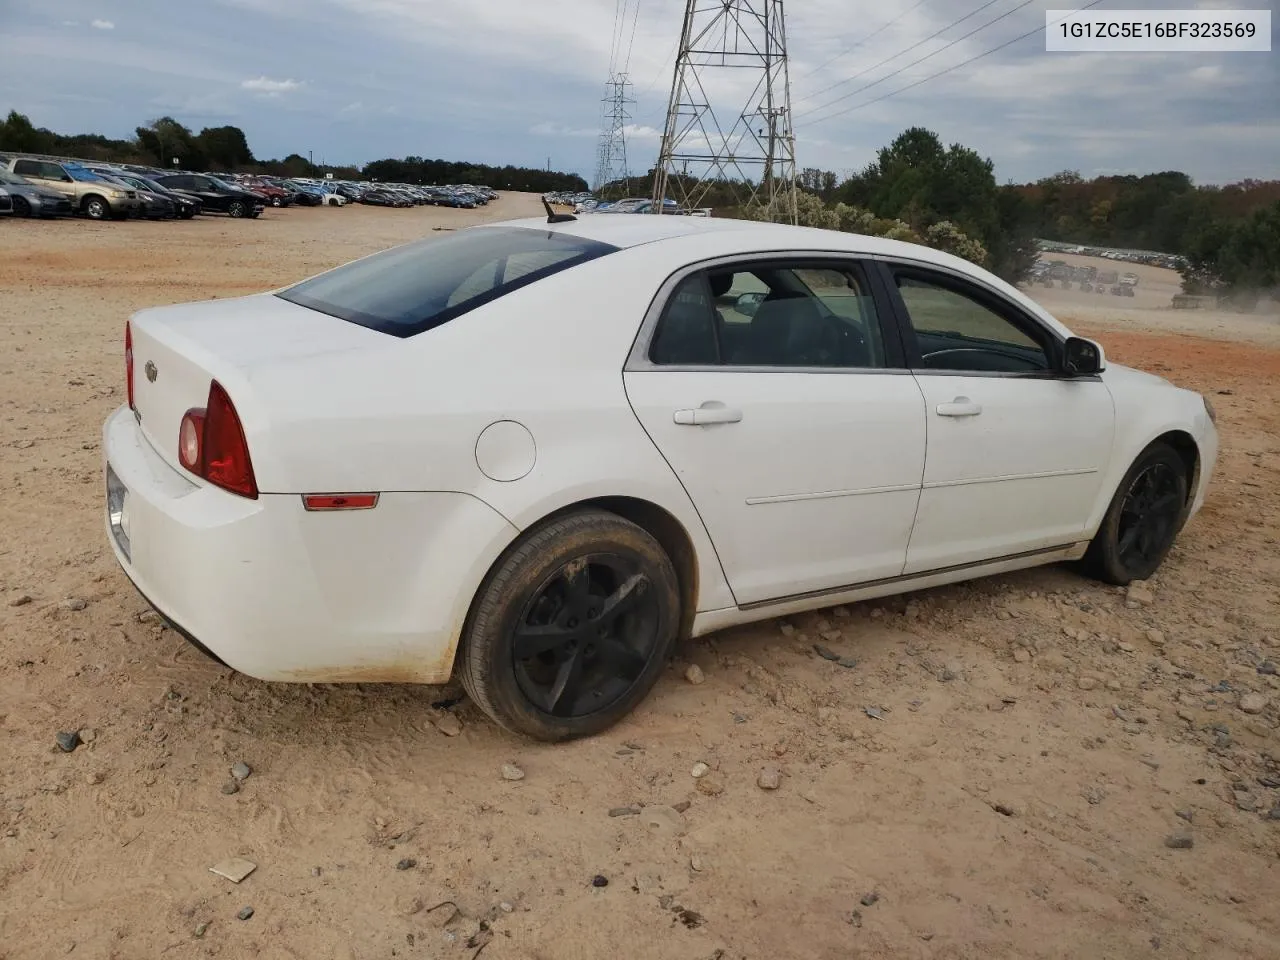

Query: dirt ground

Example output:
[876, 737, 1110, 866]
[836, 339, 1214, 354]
[2, 202, 1279, 960]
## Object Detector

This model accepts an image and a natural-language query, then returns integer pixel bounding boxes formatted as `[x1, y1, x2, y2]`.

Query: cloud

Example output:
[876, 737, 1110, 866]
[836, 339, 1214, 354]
[91, 19, 114, 30]
[240, 76, 303, 95]
[530, 121, 598, 138]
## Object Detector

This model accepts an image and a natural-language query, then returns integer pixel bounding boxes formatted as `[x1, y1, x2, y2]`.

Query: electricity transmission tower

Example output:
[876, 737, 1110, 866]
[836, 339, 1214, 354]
[593, 74, 635, 195]
[653, 0, 797, 222]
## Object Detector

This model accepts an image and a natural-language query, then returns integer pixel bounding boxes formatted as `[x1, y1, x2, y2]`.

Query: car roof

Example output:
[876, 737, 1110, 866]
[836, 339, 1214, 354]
[494, 213, 964, 265]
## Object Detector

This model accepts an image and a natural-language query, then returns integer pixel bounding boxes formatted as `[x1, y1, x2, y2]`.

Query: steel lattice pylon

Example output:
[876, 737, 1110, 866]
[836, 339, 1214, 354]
[653, 0, 797, 222]
[594, 73, 635, 194]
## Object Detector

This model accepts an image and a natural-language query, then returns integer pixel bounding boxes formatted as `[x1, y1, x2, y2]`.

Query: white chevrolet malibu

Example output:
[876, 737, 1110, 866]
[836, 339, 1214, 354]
[103, 211, 1218, 740]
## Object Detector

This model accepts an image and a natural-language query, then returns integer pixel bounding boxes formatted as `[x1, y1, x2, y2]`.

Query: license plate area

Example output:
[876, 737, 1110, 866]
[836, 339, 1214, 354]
[106, 463, 131, 561]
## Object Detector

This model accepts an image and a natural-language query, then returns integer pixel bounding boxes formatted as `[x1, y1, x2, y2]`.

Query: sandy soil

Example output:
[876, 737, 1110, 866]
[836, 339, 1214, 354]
[2, 201, 1279, 960]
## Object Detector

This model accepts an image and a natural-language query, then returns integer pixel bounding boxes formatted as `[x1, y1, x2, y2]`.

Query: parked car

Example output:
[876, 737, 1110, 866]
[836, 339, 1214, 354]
[102, 214, 1218, 741]
[4, 157, 140, 219]
[150, 174, 264, 218]
[0, 168, 74, 218]
[102, 172, 201, 219]
[239, 178, 293, 207]
[88, 171, 177, 220]
[0, 186, 11, 215]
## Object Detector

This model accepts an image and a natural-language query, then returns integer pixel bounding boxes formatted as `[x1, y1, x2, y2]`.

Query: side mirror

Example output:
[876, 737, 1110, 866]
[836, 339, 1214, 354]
[1062, 336, 1105, 376]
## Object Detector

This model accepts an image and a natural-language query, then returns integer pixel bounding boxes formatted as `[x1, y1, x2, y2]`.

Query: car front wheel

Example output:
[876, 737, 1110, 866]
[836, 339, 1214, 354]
[1083, 441, 1190, 585]
[459, 509, 682, 741]
[83, 195, 109, 220]
[227, 200, 247, 218]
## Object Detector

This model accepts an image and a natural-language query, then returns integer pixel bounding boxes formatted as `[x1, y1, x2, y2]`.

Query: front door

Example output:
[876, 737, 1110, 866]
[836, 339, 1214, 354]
[881, 264, 1115, 574]
[624, 258, 927, 606]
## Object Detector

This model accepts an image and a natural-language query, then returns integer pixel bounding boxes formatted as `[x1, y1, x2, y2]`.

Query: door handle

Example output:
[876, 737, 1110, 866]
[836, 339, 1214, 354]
[673, 404, 743, 426]
[936, 397, 982, 417]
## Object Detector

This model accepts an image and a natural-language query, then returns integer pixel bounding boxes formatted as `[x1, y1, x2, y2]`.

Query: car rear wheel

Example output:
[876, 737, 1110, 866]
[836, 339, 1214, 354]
[227, 200, 247, 218]
[458, 509, 682, 741]
[1082, 441, 1189, 585]
[83, 195, 109, 220]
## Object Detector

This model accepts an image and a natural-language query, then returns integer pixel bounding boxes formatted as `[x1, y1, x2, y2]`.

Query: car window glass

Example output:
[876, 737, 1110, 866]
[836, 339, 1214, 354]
[895, 272, 1049, 373]
[191, 177, 214, 190]
[650, 262, 886, 369]
[13, 160, 40, 177]
[277, 226, 617, 337]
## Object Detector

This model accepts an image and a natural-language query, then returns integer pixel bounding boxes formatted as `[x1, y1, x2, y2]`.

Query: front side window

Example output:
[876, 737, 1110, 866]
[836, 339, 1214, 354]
[893, 270, 1051, 373]
[649, 261, 887, 369]
[277, 226, 617, 337]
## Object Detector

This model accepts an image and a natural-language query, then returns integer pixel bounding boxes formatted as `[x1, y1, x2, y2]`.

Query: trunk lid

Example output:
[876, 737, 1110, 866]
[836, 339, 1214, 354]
[127, 292, 390, 476]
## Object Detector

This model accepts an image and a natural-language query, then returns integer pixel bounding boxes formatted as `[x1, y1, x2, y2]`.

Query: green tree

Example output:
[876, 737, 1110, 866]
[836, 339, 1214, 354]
[197, 125, 255, 170]
[135, 116, 204, 169]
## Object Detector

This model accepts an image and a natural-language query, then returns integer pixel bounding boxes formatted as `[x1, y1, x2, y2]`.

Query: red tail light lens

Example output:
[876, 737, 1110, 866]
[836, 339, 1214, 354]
[175, 381, 258, 499]
[125, 321, 135, 410]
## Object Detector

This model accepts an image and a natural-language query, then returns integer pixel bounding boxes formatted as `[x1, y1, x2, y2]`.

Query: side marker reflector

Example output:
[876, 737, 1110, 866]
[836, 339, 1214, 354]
[302, 493, 379, 511]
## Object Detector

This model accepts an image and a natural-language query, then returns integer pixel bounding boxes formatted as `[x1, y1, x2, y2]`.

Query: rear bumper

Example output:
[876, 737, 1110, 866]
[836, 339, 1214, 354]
[102, 404, 518, 684]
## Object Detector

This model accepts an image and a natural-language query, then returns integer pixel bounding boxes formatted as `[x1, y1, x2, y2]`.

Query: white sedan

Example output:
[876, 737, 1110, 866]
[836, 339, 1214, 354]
[103, 210, 1218, 741]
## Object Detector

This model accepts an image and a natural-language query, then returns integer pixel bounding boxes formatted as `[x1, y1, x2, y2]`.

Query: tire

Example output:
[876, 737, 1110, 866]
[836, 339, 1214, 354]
[12, 196, 31, 217]
[227, 200, 247, 218]
[179, 208, 195, 220]
[459, 509, 682, 742]
[1082, 441, 1189, 585]
[271, 196, 282, 207]
[83, 195, 109, 220]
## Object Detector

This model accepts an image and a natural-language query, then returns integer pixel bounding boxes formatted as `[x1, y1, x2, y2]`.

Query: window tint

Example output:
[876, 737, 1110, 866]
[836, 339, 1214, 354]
[894, 272, 1050, 373]
[12, 160, 41, 177]
[277, 226, 617, 337]
[649, 261, 887, 369]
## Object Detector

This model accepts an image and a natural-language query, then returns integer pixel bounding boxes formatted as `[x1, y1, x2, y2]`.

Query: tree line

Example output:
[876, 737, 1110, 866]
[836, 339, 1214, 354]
[0, 110, 588, 193]
[3, 109, 1273, 298]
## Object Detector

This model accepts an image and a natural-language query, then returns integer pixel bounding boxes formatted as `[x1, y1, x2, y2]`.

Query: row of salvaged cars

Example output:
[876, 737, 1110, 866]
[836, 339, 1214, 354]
[0, 153, 498, 221]
[544, 191, 711, 217]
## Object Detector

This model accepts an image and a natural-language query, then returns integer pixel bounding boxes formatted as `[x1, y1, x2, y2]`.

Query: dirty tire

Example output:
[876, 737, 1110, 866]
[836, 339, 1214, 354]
[1082, 441, 1189, 586]
[459, 509, 681, 742]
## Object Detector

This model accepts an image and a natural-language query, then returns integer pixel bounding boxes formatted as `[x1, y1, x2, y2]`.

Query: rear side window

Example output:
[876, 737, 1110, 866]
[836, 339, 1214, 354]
[277, 227, 618, 337]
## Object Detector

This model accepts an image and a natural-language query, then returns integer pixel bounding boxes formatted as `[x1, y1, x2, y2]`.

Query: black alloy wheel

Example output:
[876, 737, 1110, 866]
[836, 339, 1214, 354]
[458, 509, 682, 741]
[1083, 441, 1189, 585]
[1116, 461, 1183, 570]
[513, 555, 659, 718]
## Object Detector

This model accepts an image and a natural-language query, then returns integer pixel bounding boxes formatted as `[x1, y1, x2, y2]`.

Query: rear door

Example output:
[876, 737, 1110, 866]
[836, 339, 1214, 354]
[878, 261, 1115, 574]
[624, 256, 927, 606]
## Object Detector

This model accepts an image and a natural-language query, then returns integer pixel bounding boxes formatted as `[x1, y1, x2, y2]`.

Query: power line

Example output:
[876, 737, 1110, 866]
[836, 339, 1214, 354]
[793, 0, 1007, 111]
[792, 0, 931, 83]
[796, 0, 1039, 121]
[797, 0, 1108, 128]
[622, 0, 644, 74]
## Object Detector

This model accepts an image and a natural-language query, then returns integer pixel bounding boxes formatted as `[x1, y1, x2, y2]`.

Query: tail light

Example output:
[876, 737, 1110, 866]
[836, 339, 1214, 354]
[177, 380, 258, 499]
[125, 321, 135, 410]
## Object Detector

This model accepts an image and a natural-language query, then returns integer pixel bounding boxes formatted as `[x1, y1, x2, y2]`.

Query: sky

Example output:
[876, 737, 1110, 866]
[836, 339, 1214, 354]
[0, 0, 1276, 186]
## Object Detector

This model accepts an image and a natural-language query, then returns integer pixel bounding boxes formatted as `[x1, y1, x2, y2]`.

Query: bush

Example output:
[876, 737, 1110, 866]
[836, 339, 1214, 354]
[739, 189, 990, 269]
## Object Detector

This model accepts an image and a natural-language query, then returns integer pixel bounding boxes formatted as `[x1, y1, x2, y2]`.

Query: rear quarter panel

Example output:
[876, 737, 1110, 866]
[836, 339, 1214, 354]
[249, 244, 737, 612]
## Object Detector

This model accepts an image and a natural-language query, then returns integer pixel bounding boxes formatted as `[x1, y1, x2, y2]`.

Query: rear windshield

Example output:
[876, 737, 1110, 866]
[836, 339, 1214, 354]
[276, 226, 617, 337]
